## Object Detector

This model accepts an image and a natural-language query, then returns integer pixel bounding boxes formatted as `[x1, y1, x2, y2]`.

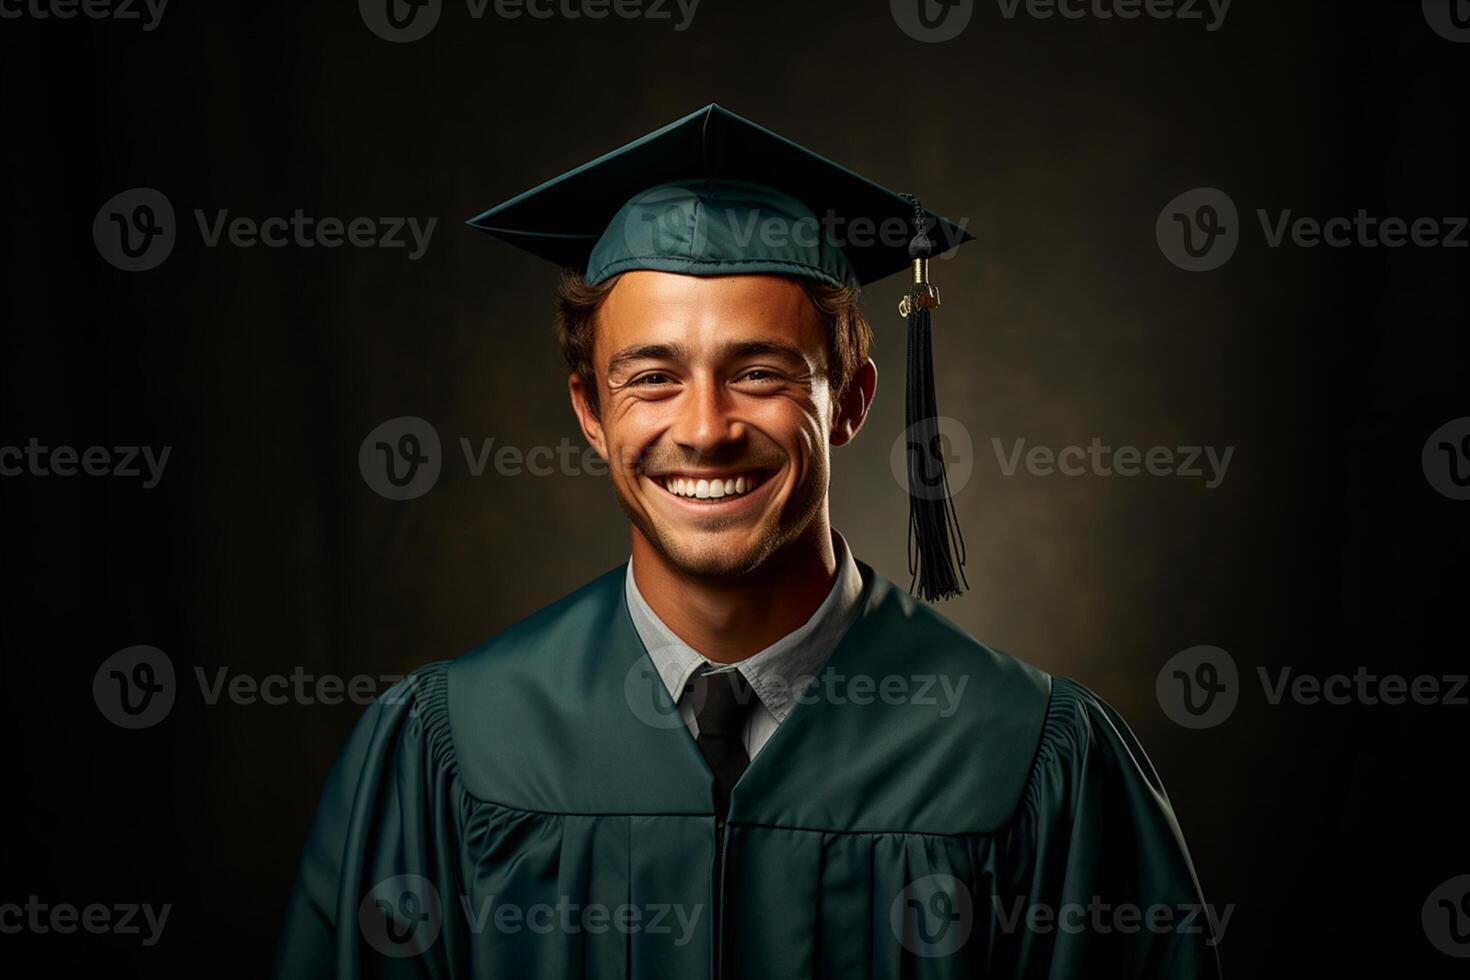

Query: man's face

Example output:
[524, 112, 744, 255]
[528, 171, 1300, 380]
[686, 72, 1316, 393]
[571, 271, 869, 579]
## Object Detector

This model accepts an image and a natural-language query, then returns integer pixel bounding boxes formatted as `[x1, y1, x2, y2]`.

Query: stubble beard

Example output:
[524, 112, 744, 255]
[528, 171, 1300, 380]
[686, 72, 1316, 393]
[612, 463, 827, 581]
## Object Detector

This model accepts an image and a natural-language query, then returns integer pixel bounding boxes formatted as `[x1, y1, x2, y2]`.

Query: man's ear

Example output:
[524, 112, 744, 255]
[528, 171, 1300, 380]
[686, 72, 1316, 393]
[830, 357, 877, 447]
[568, 372, 609, 461]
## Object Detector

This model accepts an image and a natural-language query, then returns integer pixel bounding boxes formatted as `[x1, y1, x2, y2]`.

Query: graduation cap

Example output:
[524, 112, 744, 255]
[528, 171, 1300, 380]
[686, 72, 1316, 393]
[468, 103, 972, 602]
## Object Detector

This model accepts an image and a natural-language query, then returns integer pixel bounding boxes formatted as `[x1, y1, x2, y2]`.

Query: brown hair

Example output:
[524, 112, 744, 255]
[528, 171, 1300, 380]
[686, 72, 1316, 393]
[554, 270, 874, 420]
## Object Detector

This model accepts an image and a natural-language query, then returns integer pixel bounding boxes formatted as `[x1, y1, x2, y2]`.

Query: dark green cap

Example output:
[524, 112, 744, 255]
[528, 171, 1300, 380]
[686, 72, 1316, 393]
[466, 103, 973, 289]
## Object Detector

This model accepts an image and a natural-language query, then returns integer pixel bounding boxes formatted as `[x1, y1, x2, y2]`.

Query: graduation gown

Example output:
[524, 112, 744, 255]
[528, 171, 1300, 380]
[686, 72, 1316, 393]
[272, 560, 1223, 979]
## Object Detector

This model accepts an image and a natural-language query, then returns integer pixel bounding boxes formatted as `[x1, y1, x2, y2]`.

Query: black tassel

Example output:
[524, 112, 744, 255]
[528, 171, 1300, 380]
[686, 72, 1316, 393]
[899, 194, 968, 601]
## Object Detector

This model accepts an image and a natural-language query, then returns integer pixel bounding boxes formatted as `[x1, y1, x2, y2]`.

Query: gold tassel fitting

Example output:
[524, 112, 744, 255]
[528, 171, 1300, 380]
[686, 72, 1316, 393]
[898, 258, 941, 318]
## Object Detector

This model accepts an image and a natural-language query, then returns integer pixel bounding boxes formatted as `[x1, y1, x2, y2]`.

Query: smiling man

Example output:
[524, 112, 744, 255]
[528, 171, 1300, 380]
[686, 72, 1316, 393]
[272, 105, 1223, 979]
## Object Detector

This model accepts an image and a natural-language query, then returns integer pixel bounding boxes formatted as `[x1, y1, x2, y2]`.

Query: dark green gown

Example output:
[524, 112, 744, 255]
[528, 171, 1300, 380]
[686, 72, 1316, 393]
[272, 561, 1223, 978]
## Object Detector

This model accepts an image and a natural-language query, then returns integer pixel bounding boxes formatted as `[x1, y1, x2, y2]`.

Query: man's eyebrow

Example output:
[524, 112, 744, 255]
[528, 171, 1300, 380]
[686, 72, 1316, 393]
[717, 339, 810, 363]
[605, 339, 810, 373]
[606, 343, 688, 375]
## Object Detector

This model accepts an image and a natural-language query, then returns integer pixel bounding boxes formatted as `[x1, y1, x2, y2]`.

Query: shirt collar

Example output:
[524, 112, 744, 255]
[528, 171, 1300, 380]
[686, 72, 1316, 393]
[624, 530, 864, 723]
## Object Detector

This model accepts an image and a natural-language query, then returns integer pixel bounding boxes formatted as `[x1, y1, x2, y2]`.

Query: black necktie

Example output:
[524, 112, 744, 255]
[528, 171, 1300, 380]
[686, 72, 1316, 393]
[688, 664, 757, 972]
[688, 664, 758, 822]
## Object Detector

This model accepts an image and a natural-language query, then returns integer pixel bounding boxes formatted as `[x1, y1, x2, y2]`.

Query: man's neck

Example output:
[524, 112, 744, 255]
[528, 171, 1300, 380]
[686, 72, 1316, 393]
[629, 522, 839, 664]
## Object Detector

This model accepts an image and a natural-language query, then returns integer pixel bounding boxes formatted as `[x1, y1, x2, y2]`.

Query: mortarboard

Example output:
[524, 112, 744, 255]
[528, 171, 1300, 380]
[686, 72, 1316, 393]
[468, 104, 972, 602]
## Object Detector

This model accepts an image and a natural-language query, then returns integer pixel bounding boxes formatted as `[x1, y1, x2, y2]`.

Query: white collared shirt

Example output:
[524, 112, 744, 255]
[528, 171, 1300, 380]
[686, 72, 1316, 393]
[623, 530, 865, 758]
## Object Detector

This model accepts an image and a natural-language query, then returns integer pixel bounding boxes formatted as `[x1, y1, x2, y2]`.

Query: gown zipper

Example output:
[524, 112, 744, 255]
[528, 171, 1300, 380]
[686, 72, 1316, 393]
[713, 814, 728, 978]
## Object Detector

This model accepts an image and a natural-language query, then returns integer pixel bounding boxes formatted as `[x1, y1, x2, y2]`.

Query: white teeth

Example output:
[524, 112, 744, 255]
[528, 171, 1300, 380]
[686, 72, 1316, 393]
[659, 473, 763, 500]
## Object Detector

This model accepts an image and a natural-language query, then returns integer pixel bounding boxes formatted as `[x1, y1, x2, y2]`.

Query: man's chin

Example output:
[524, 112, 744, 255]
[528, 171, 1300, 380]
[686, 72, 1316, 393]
[643, 525, 777, 580]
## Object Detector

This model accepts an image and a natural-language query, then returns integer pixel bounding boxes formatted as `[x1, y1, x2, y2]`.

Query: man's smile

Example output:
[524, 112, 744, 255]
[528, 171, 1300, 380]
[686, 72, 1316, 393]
[642, 467, 780, 513]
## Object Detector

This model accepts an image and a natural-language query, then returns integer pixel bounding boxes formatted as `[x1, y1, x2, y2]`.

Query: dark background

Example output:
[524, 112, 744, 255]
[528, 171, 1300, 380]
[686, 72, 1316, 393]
[1, 0, 1466, 975]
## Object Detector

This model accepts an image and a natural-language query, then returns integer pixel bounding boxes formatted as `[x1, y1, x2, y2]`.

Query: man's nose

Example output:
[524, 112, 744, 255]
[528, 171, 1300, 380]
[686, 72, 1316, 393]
[670, 375, 745, 454]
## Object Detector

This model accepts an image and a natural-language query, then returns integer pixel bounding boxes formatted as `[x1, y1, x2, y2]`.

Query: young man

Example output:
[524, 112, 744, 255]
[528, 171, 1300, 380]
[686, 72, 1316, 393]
[273, 104, 1222, 979]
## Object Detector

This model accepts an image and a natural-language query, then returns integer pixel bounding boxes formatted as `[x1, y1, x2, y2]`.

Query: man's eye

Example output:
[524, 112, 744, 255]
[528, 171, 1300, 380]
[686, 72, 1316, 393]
[738, 369, 778, 383]
[631, 372, 672, 386]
